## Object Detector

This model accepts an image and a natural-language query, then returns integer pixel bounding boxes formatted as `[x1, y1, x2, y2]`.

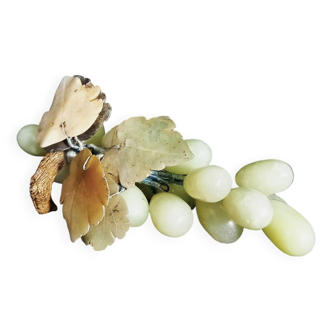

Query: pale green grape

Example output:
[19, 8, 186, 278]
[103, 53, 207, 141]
[135, 183, 156, 202]
[236, 159, 294, 195]
[157, 183, 195, 209]
[17, 124, 47, 156]
[121, 186, 149, 227]
[150, 193, 193, 237]
[165, 139, 212, 174]
[263, 200, 315, 256]
[101, 126, 117, 148]
[196, 200, 243, 243]
[54, 164, 70, 184]
[83, 125, 105, 146]
[223, 188, 273, 230]
[183, 165, 232, 203]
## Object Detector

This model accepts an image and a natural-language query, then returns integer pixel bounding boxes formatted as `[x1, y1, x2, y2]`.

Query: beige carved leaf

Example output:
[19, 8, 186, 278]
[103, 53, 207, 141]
[38, 76, 104, 148]
[101, 116, 193, 188]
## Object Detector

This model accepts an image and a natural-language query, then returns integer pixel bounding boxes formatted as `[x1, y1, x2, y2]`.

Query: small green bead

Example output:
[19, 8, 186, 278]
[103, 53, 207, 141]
[17, 124, 47, 156]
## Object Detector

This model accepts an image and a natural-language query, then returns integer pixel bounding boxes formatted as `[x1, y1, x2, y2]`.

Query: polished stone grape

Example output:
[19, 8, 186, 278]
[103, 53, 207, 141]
[17, 124, 47, 156]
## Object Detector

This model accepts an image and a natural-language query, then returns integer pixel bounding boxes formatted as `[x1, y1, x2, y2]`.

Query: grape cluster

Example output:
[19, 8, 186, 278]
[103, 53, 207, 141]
[17, 125, 315, 256]
[127, 140, 315, 257]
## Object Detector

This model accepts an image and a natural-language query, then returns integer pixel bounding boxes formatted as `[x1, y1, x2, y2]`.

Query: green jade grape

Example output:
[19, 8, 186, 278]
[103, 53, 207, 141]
[150, 193, 193, 237]
[263, 200, 315, 256]
[236, 159, 294, 195]
[17, 124, 47, 156]
[196, 200, 243, 243]
[184, 165, 232, 203]
[121, 186, 149, 227]
[223, 187, 273, 230]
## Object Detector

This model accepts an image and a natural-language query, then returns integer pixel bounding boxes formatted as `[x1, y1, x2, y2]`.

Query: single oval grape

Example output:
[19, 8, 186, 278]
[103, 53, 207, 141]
[101, 125, 117, 148]
[235, 159, 294, 195]
[150, 193, 193, 237]
[184, 165, 232, 203]
[121, 186, 149, 227]
[263, 200, 315, 256]
[54, 164, 70, 184]
[17, 124, 47, 156]
[223, 187, 273, 230]
[165, 139, 212, 174]
[196, 200, 243, 243]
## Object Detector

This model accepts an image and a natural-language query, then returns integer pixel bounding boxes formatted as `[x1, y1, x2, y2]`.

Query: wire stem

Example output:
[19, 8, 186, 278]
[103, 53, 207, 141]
[140, 170, 186, 192]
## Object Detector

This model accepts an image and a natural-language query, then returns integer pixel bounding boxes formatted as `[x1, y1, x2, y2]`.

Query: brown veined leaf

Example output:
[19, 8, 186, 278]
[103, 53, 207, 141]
[82, 193, 129, 251]
[101, 116, 194, 188]
[37, 76, 104, 148]
[60, 149, 109, 242]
